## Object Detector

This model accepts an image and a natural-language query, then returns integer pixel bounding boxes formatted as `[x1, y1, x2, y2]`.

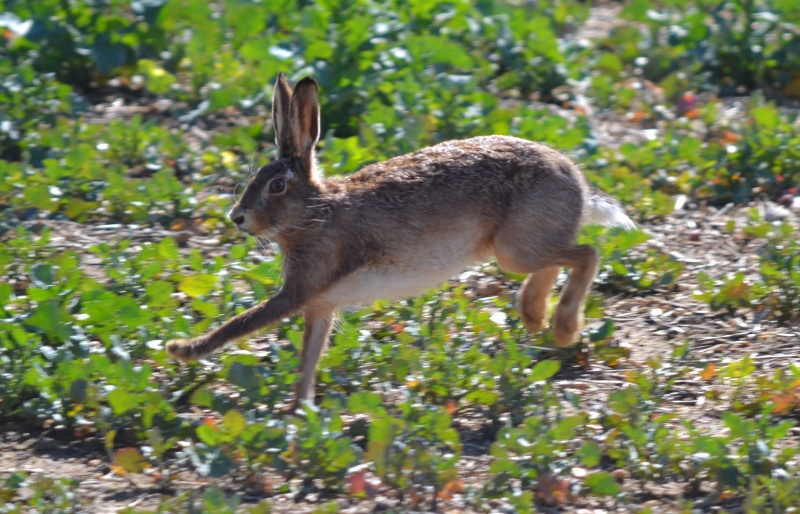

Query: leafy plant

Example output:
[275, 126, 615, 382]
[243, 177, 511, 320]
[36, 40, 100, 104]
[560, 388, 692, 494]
[0, 62, 73, 161]
[354, 395, 461, 509]
[0, 472, 87, 513]
[1, 0, 169, 86]
[696, 218, 800, 320]
[621, 0, 800, 95]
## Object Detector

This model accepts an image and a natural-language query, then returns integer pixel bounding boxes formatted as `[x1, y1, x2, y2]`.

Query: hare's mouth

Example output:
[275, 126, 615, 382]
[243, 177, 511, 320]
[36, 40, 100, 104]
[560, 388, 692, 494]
[238, 223, 278, 241]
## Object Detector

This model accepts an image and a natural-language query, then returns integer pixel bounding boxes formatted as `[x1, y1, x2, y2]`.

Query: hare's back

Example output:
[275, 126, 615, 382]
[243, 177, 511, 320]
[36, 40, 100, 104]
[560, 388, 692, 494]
[343, 135, 585, 216]
[348, 135, 580, 192]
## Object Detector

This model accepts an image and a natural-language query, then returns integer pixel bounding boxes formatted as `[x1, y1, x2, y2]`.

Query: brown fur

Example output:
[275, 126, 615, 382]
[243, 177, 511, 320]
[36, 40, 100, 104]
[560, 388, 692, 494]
[166, 74, 633, 411]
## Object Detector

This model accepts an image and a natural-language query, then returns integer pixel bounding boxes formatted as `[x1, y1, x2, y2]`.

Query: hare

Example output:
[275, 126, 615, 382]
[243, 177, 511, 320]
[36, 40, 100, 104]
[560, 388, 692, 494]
[167, 73, 635, 410]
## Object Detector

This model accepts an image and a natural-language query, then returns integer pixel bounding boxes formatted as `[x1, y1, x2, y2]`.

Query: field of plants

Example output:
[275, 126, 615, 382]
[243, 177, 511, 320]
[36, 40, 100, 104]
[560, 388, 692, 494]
[2, 0, 800, 512]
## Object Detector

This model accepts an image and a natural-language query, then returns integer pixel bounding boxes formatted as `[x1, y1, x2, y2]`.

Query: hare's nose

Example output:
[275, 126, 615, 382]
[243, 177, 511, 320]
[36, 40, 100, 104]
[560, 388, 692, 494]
[230, 212, 245, 226]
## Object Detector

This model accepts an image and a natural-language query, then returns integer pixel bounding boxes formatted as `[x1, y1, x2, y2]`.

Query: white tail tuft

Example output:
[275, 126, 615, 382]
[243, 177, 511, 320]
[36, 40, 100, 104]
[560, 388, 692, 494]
[582, 192, 636, 230]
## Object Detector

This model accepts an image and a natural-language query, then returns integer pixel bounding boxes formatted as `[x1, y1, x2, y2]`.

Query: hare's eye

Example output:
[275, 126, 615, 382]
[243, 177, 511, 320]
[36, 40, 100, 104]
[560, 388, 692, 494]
[268, 178, 286, 194]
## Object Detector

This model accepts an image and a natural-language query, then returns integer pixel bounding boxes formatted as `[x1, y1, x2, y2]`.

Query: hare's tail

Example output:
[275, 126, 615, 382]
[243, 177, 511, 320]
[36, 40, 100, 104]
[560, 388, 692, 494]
[582, 191, 636, 230]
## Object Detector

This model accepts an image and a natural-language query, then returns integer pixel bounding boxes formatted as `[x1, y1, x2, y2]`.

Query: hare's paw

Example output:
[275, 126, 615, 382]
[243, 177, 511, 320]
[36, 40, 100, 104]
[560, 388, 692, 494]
[553, 310, 583, 348]
[521, 311, 548, 334]
[166, 339, 202, 361]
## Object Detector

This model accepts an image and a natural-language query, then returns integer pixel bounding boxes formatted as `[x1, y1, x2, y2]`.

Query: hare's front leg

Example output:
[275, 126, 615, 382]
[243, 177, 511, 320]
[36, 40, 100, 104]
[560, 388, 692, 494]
[289, 305, 335, 412]
[166, 289, 302, 360]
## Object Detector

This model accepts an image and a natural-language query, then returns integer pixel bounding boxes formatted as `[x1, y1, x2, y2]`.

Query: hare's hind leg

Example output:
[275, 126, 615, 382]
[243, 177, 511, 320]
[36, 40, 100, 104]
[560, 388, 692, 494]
[495, 237, 599, 347]
[291, 305, 335, 411]
[550, 245, 599, 347]
[518, 267, 560, 333]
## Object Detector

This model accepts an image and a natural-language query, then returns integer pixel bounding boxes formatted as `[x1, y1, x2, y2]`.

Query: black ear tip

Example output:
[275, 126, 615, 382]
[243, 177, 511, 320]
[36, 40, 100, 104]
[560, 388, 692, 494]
[296, 76, 319, 91]
[275, 72, 290, 86]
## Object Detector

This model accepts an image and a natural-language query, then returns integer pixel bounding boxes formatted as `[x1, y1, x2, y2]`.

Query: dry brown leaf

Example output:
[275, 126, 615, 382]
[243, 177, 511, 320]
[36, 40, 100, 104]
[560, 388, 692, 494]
[700, 363, 717, 381]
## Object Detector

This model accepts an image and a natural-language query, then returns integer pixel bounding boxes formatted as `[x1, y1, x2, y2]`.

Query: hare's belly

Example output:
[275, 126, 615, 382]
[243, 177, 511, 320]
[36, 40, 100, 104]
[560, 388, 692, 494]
[320, 231, 490, 307]
[321, 265, 465, 306]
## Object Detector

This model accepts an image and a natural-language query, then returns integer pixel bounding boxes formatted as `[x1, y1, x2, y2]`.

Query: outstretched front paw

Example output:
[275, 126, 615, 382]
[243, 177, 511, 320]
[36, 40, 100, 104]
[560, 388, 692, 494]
[166, 339, 201, 361]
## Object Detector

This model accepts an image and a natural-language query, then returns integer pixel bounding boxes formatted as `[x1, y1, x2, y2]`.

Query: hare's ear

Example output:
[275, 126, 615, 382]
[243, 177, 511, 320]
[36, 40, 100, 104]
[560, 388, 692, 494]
[272, 72, 294, 157]
[288, 77, 320, 160]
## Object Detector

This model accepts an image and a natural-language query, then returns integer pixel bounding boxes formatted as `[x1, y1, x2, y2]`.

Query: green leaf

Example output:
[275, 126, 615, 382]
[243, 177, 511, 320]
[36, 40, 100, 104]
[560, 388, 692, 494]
[552, 415, 583, 440]
[584, 472, 620, 496]
[23, 185, 59, 212]
[116, 297, 149, 329]
[27, 300, 73, 342]
[158, 237, 179, 261]
[578, 441, 601, 468]
[722, 412, 754, 439]
[348, 392, 386, 416]
[178, 274, 218, 298]
[230, 244, 248, 260]
[223, 409, 246, 438]
[137, 59, 176, 94]
[190, 388, 215, 408]
[367, 417, 399, 475]
[0, 283, 13, 307]
[465, 389, 499, 406]
[146, 280, 176, 308]
[529, 360, 560, 382]
[227, 362, 261, 398]
[191, 298, 220, 319]
[114, 448, 147, 474]
[32, 264, 55, 286]
[197, 424, 222, 446]
[108, 387, 136, 416]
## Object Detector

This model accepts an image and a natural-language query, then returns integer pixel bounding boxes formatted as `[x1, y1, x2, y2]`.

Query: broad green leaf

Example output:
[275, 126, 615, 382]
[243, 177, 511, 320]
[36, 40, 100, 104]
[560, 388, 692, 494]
[32, 264, 55, 286]
[191, 298, 220, 319]
[223, 409, 246, 438]
[197, 424, 222, 446]
[158, 237, 179, 261]
[529, 360, 560, 382]
[114, 448, 147, 474]
[722, 412, 754, 439]
[578, 441, 601, 468]
[108, 387, 136, 416]
[27, 300, 72, 343]
[227, 362, 261, 398]
[178, 274, 217, 298]
[146, 280, 178, 309]
[348, 392, 386, 416]
[190, 389, 215, 408]
[584, 472, 620, 496]
[230, 244, 248, 260]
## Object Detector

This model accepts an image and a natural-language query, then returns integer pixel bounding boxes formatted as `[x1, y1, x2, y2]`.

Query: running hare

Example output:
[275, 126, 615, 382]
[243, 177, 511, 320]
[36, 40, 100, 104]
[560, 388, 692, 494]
[167, 73, 634, 410]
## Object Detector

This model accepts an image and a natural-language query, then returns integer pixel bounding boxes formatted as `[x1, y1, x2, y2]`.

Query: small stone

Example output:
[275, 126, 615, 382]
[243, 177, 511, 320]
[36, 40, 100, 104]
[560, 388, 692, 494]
[475, 279, 502, 297]
[688, 229, 701, 242]
[172, 231, 193, 245]
[764, 204, 791, 221]
[778, 193, 795, 206]
[88, 459, 102, 466]
[571, 467, 588, 478]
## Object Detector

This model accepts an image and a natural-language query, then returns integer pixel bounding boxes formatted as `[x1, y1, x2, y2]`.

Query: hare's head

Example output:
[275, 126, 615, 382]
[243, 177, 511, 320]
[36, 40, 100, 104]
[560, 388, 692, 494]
[229, 73, 321, 239]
